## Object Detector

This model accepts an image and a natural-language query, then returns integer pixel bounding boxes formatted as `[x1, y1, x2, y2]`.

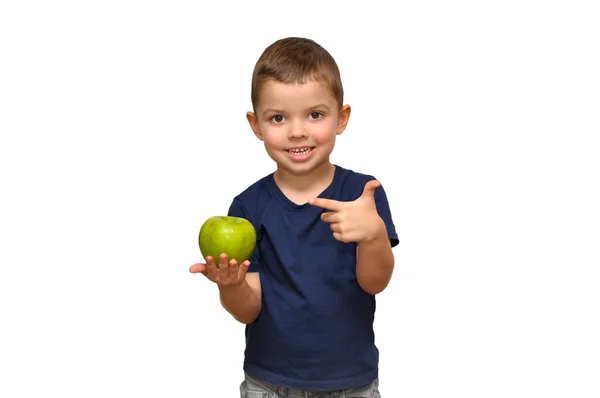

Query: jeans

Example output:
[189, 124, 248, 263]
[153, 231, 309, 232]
[240, 372, 381, 398]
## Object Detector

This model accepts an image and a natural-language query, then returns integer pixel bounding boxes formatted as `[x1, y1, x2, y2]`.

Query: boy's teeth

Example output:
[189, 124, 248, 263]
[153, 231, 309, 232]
[289, 148, 311, 154]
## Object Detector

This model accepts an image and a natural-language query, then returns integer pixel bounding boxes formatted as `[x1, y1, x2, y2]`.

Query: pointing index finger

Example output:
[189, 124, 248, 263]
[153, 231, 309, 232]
[309, 197, 344, 211]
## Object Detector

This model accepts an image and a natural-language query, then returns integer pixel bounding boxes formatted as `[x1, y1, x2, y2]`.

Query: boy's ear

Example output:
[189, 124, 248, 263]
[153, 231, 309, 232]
[336, 104, 351, 135]
[246, 111, 263, 141]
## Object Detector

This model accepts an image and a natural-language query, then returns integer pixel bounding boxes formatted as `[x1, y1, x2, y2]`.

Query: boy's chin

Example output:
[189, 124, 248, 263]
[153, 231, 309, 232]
[276, 160, 333, 175]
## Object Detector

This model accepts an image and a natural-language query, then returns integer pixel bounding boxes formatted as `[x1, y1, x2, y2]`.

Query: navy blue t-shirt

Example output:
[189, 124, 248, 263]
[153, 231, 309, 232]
[227, 165, 399, 391]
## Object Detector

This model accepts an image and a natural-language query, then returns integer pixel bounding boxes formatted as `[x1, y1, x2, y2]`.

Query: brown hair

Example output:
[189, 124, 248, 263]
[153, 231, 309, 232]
[250, 37, 344, 110]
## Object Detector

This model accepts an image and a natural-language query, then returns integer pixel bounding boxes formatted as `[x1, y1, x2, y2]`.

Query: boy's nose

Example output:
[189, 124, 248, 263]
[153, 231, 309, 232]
[288, 121, 308, 139]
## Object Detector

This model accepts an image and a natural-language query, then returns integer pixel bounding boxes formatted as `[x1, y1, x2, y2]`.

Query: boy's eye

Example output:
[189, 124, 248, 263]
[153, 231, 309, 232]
[271, 115, 284, 123]
[309, 111, 323, 120]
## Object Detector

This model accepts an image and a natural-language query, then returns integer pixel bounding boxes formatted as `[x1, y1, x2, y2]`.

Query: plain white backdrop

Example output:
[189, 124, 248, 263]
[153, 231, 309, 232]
[1, 1, 599, 397]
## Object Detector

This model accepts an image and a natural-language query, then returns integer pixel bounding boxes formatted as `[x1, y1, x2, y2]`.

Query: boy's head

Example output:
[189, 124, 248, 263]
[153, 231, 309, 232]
[250, 37, 344, 111]
[247, 37, 351, 179]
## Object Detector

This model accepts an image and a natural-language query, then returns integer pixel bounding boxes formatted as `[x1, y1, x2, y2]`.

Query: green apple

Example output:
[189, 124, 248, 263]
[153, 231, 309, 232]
[198, 216, 256, 266]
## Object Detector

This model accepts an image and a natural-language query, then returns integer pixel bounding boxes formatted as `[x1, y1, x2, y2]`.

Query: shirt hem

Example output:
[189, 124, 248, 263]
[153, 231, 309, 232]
[243, 363, 378, 391]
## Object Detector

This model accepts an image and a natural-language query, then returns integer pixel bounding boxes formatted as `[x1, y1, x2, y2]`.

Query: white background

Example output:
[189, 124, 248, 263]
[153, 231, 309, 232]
[1, 1, 599, 397]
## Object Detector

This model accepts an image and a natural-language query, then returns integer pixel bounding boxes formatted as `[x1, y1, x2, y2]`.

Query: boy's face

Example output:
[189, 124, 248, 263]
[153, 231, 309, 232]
[247, 80, 350, 177]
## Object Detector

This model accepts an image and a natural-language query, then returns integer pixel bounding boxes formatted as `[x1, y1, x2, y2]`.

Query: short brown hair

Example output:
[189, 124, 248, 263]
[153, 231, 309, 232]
[250, 37, 344, 110]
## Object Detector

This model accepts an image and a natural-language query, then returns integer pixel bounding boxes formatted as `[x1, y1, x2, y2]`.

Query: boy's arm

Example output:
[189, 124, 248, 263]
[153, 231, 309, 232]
[309, 179, 397, 295]
[219, 272, 262, 324]
[222, 199, 262, 322]
[190, 254, 262, 324]
[356, 224, 395, 295]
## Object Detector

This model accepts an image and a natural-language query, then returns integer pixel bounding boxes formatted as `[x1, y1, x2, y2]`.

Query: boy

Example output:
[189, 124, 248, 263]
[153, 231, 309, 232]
[190, 37, 399, 397]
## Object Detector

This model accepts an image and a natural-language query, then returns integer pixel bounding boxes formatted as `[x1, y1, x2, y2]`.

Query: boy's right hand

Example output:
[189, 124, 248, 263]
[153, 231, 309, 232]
[189, 253, 251, 287]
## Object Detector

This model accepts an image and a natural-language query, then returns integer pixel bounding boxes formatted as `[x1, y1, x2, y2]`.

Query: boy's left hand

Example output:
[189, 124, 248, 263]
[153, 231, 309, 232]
[309, 180, 387, 243]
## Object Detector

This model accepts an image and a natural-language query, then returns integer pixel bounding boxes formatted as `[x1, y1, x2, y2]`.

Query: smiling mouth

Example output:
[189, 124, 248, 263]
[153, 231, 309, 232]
[287, 147, 314, 155]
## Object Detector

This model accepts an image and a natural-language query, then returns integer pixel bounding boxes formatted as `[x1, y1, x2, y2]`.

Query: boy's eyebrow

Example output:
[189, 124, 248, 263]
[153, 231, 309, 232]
[310, 103, 331, 111]
[261, 104, 332, 116]
[262, 108, 284, 116]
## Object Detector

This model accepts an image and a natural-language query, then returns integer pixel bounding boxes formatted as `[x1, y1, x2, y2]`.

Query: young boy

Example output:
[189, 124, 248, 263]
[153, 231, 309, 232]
[190, 37, 399, 397]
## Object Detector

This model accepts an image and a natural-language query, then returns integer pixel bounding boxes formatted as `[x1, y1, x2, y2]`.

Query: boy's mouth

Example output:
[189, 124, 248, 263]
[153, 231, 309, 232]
[286, 146, 315, 161]
[287, 146, 314, 155]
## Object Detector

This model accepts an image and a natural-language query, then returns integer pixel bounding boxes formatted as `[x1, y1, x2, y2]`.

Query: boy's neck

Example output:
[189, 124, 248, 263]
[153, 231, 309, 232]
[273, 162, 336, 199]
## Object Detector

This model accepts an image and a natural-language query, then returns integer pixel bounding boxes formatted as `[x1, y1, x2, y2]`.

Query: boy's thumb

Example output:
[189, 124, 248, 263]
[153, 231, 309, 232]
[361, 179, 381, 200]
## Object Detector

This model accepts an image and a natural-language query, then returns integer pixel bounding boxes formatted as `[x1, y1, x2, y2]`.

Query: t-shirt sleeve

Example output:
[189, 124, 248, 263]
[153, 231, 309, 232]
[227, 198, 262, 272]
[371, 179, 400, 248]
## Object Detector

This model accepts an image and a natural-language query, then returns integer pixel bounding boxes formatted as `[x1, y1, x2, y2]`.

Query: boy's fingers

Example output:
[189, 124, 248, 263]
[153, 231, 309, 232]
[218, 253, 229, 268]
[321, 211, 341, 223]
[332, 232, 345, 242]
[360, 179, 381, 201]
[218, 253, 229, 280]
[229, 259, 239, 278]
[238, 261, 251, 280]
[309, 197, 344, 211]
[189, 263, 207, 275]
[205, 256, 219, 281]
